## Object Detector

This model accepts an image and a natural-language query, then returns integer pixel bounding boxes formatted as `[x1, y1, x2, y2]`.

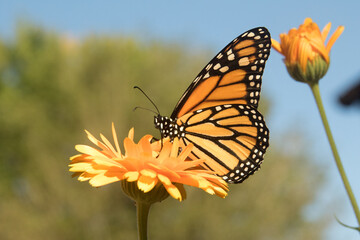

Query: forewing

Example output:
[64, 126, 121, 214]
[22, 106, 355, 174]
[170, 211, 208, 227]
[171, 27, 271, 119]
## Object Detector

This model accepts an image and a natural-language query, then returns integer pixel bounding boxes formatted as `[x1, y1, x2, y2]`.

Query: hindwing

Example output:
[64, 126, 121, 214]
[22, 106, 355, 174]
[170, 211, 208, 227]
[176, 104, 269, 183]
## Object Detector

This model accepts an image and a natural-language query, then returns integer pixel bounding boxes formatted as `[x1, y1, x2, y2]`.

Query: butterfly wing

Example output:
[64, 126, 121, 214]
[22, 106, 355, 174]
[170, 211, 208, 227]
[176, 104, 269, 183]
[171, 27, 271, 119]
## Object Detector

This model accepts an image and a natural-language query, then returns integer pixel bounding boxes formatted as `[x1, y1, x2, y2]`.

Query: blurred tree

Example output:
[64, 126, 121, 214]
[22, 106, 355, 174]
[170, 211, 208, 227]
[0, 24, 330, 239]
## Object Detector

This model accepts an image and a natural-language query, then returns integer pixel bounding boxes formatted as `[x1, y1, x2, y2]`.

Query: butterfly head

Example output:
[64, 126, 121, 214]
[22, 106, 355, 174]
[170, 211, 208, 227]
[154, 115, 185, 139]
[153, 115, 162, 130]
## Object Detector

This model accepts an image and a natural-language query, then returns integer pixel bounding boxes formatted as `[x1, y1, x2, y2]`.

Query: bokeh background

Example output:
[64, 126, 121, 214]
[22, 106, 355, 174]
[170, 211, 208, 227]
[1, 1, 359, 239]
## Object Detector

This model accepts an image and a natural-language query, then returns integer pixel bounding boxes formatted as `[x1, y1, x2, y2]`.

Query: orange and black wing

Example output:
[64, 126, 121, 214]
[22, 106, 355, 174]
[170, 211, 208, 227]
[176, 104, 269, 183]
[171, 27, 271, 119]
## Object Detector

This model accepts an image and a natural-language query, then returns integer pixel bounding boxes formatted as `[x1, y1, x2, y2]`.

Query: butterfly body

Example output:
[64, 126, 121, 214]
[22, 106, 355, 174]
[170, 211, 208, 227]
[154, 115, 185, 139]
[154, 27, 271, 183]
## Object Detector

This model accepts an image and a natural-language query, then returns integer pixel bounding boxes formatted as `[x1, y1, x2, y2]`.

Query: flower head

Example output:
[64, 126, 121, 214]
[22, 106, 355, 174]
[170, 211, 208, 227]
[272, 18, 344, 83]
[69, 123, 228, 202]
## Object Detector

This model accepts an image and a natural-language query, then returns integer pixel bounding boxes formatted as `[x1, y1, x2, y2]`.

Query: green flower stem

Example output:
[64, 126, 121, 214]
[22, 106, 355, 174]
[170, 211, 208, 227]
[309, 82, 360, 229]
[136, 201, 151, 240]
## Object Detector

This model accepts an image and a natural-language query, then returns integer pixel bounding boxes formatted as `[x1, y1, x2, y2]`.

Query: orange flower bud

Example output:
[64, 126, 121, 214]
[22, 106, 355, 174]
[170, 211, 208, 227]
[272, 18, 344, 83]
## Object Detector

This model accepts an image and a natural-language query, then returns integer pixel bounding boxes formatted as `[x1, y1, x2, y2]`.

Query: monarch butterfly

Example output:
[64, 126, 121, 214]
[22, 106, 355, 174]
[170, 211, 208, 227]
[154, 27, 270, 183]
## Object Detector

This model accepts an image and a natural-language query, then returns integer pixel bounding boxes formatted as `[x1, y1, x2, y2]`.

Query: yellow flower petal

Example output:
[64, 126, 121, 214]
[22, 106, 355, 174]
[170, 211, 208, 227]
[271, 38, 282, 54]
[100, 133, 120, 157]
[158, 174, 172, 185]
[85, 130, 106, 149]
[321, 22, 331, 42]
[137, 174, 158, 193]
[68, 162, 92, 172]
[326, 25, 344, 52]
[75, 144, 105, 158]
[90, 174, 120, 187]
[156, 142, 172, 163]
[123, 138, 138, 157]
[164, 184, 182, 201]
[158, 175, 183, 201]
[170, 138, 179, 158]
[147, 162, 182, 180]
[124, 171, 139, 182]
[112, 122, 122, 154]
[140, 169, 157, 178]
[177, 142, 193, 162]
[211, 186, 228, 198]
[69, 154, 86, 162]
[127, 127, 134, 140]
[303, 17, 312, 25]
[78, 175, 92, 181]
[138, 135, 153, 156]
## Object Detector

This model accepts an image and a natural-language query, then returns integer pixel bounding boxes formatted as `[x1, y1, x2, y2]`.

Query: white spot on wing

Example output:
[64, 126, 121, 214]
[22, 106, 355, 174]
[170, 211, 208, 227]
[214, 63, 221, 70]
[228, 53, 235, 61]
[248, 32, 255, 37]
[219, 66, 229, 72]
[238, 57, 250, 66]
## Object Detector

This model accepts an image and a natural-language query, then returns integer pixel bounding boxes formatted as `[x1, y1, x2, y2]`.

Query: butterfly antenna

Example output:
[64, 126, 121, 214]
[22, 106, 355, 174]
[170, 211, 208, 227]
[134, 86, 161, 115]
[133, 106, 158, 115]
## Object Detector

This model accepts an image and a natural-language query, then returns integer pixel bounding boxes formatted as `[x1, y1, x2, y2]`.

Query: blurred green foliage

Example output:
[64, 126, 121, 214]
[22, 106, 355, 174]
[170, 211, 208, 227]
[0, 24, 330, 239]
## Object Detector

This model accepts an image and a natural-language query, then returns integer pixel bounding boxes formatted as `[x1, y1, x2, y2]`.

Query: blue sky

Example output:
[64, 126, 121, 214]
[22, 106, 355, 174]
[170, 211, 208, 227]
[1, 1, 360, 239]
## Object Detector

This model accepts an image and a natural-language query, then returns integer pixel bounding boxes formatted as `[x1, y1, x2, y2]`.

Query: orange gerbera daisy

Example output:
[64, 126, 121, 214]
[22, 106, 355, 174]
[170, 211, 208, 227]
[272, 18, 344, 83]
[69, 123, 228, 202]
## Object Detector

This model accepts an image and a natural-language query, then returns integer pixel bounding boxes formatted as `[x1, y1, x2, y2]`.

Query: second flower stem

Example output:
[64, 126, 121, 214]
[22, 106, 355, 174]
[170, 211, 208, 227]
[309, 82, 360, 229]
